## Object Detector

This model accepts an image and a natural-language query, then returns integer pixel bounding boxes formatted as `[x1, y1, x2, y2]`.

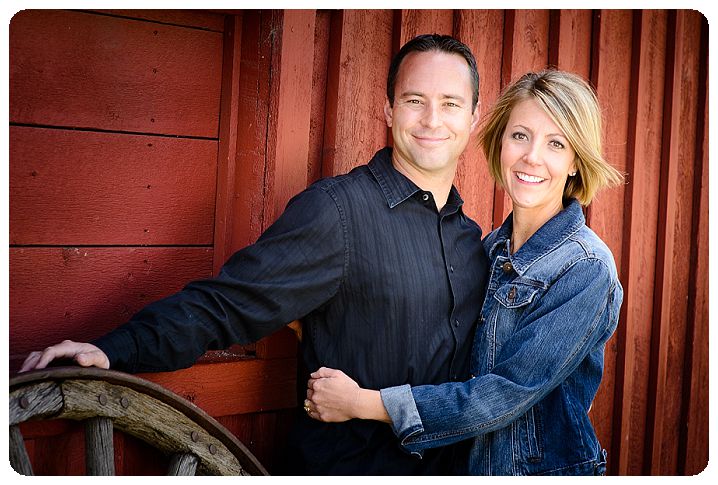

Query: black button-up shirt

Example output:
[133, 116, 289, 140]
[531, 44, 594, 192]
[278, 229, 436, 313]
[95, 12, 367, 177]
[94, 147, 489, 474]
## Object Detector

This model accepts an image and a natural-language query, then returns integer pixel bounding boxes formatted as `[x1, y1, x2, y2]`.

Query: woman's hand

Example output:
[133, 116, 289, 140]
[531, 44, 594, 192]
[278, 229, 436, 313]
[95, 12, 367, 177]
[305, 367, 391, 424]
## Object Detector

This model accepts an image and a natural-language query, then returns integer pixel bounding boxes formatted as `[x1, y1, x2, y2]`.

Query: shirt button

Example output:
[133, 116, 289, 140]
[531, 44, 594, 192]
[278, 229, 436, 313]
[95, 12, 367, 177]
[450, 265, 454, 272]
[454, 319, 460, 327]
[502, 261, 513, 273]
[422, 193, 430, 202]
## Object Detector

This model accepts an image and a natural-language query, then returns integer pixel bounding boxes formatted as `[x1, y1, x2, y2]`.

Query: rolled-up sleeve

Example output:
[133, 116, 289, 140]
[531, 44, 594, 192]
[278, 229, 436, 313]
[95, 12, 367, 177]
[382, 258, 619, 453]
[94, 185, 347, 373]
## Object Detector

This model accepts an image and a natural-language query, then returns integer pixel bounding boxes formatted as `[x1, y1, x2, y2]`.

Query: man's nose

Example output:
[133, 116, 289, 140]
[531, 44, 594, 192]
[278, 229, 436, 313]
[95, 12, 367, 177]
[421, 103, 442, 128]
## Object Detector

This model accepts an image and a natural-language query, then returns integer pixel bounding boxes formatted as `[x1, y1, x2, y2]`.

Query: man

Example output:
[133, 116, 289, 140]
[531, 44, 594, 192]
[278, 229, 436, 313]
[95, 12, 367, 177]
[20, 34, 489, 475]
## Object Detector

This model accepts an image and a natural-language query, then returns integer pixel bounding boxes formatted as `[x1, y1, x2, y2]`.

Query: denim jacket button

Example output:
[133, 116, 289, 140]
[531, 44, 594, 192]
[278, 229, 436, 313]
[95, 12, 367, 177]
[502, 261, 513, 273]
[508, 287, 517, 301]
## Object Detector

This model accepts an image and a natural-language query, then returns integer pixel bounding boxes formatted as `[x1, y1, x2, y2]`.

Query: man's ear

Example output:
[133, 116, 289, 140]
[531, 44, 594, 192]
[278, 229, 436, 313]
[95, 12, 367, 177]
[470, 101, 481, 133]
[384, 98, 393, 128]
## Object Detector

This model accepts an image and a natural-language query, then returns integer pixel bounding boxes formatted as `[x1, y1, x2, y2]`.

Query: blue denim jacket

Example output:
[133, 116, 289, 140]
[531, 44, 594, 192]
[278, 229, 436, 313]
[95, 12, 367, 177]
[381, 199, 623, 475]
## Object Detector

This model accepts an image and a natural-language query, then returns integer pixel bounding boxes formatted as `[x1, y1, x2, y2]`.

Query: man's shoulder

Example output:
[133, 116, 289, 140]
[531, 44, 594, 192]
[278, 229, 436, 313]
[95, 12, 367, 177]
[308, 163, 375, 199]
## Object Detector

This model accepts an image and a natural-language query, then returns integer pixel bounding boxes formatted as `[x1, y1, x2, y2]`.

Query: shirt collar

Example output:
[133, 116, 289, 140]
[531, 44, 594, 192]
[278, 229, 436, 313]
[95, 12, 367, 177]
[488, 198, 585, 275]
[368, 147, 464, 210]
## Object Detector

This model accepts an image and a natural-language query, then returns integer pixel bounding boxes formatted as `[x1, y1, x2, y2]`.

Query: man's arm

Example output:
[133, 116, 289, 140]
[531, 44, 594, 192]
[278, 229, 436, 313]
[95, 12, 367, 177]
[21, 185, 347, 374]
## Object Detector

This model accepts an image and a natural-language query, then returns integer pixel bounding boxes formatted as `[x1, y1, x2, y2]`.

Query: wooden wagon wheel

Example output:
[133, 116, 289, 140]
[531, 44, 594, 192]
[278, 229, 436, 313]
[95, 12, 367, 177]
[9, 366, 269, 476]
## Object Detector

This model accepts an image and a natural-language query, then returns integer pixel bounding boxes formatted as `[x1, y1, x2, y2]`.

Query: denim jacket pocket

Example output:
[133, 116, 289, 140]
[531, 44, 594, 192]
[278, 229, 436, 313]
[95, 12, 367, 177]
[493, 281, 542, 309]
[512, 405, 544, 467]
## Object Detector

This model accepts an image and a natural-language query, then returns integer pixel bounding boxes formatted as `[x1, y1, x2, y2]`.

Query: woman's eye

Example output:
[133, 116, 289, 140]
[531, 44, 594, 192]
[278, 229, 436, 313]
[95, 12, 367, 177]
[512, 132, 527, 141]
[550, 140, 565, 149]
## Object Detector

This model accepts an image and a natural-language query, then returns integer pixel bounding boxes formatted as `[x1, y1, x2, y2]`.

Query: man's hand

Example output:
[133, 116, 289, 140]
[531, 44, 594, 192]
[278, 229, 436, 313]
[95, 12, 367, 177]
[19, 340, 110, 372]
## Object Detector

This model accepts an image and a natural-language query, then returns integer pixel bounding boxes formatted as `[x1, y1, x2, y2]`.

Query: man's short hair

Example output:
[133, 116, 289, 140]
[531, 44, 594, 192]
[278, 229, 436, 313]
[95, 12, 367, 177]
[387, 34, 480, 111]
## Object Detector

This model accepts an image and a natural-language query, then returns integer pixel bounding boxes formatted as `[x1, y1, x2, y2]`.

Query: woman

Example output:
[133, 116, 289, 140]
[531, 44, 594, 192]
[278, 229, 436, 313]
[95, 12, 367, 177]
[304, 69, 625, 476]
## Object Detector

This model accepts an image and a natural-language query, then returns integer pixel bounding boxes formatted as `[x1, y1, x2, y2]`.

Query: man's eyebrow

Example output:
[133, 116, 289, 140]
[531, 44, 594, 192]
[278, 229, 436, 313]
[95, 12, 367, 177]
[398, 91, 467, 102]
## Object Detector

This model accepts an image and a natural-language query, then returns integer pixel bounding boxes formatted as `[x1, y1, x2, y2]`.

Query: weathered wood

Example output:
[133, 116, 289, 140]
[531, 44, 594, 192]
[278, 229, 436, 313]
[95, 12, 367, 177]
[9, 425, 34, 476]
[231, 10, 273, 251]
[9, 10, 223, 137]
[10, 368, 268, 475]
[58, 379, 247, 475]
[138, 358, 297, 417]
[167, 453, 199, 476]
[454, 9, 504, 231]
[587, 9, 633, 474]
[307, 10, 331, 184]
[9, 127, 217, 246]
[85, 417, 115, 475]
[610, 10, 667, 476]
[9, 381, 63, 426]
[261, 10, 315, 229]
[9, 247, 213, 368]
[213, 13, 244, 274]
[649, 10, 702, 476]
[323, 10, 393, 176]
[549, 10, 592, 77]
[94, 9, 226, 31]
[680, 14, 709, 476]
[396, 9, 453, 43]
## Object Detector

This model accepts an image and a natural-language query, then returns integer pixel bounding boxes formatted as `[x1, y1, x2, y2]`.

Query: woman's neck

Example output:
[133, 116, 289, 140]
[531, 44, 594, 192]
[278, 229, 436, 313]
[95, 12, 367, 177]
[510, 201, 564, 254]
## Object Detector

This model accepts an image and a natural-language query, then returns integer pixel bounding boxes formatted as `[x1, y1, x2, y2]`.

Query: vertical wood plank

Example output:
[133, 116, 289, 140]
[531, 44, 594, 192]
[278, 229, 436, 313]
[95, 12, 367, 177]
[323, 10, 393, 176]
[214, 14, 243, 274]
[609, 10, 667, 476]
[494, 9, 550, 227]
[231, 11, 273, 251]
[549, 9, 592, 77]
[679, 13, 709, 475]
[307, 11, 331, 185]
[648, 10, 702, 475]
[261, 10, 316, 227]
[454, 10, 504, 232]
[396, 9, 454, 43]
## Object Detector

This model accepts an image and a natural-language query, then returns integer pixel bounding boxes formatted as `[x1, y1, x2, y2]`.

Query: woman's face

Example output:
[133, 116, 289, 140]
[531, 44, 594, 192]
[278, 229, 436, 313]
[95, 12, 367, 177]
[500, 98, 577, 217]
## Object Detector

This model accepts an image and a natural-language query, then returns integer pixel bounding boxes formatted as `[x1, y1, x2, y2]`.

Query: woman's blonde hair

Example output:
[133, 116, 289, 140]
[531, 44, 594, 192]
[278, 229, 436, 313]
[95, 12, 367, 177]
[478, 69, 624, 205]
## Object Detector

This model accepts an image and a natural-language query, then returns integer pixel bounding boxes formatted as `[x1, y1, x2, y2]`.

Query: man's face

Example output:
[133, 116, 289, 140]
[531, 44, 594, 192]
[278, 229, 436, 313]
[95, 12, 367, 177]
[385, 51, 479, 179]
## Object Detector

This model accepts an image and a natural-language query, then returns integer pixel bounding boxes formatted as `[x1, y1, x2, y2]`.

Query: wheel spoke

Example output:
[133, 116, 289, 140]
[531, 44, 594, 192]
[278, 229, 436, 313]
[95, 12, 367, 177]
[167, 453, 199, 476]
[9, 425, 34, 475]
[85, 416, 115, 475]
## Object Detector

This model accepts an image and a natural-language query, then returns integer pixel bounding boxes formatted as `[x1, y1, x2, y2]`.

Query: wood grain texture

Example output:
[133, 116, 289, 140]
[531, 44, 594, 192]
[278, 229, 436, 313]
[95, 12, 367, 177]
[10, 10, 222, 137]
[454, 9, 504, 232]
[94, 9, 226, 31]
[10, 127, 217, 246]
[323, 10, 393, 176]
[9, 425, 34, 475]
[9, 247, 213, 368]
[85, 417, 115, 475]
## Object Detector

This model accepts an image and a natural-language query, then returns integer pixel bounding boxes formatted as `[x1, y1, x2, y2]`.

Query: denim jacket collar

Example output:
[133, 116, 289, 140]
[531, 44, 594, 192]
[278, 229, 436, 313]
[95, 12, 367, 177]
[368, 147, 464, 211]
[488, 199, 585, 276]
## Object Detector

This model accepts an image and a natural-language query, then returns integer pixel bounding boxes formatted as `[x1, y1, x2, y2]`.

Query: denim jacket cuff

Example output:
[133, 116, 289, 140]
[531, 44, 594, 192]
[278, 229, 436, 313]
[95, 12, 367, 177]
[380, 384, 424, 455]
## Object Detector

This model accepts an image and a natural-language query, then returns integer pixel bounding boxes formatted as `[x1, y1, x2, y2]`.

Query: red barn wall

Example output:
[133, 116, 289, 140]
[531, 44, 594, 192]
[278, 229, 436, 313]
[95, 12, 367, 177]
[9, 9, 708, 475]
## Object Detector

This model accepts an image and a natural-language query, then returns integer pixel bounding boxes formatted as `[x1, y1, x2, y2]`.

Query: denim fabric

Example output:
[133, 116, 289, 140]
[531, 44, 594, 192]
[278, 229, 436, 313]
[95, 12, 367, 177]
[382, 199, 622, 475]
[94, 147, 489, 474]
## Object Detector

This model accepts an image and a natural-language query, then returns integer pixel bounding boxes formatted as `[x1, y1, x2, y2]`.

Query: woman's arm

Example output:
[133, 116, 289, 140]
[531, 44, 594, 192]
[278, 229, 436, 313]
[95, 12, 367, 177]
[306, 367, 390, 423]
[308, 258, 621, 452]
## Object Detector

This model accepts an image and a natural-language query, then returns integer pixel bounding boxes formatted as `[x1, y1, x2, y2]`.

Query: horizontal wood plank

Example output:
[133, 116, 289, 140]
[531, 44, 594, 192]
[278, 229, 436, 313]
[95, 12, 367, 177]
[9, 247, 214, 367]
[10, 127, 217, 246]
[93, 9, 226, 31]
[10, 10, 223, 137]
[137, 358, 298, 417]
